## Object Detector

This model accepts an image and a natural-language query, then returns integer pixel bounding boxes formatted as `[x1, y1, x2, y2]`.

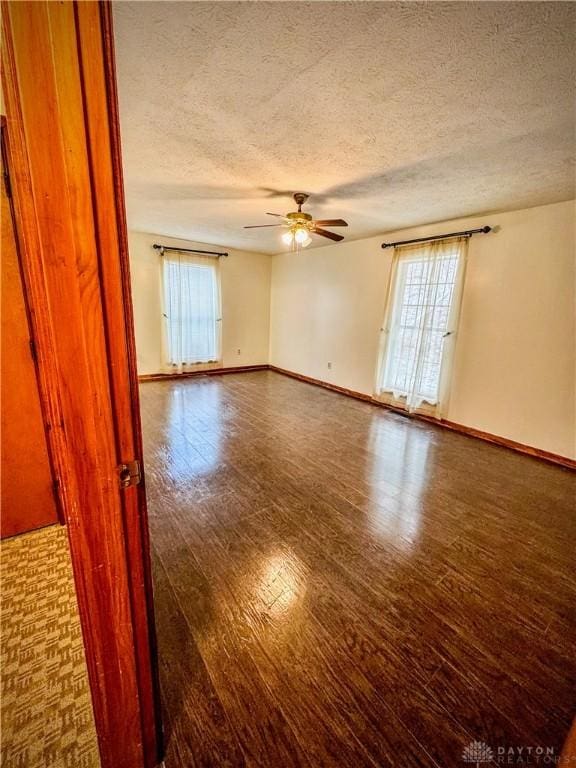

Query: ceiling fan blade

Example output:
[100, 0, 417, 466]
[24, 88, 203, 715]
[312, 227, 344, 242]
[313, 219, 348, 227]
[266, 212, 288, 218]
[244, 224, 283, 228]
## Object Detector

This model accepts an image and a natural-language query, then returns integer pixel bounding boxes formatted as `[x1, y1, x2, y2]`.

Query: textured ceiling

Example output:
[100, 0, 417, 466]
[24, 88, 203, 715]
[113, 1, 575, 254]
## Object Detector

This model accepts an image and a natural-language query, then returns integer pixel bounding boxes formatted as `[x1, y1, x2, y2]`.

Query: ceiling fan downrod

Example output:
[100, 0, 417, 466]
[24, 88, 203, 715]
[293, 192, 309, 212]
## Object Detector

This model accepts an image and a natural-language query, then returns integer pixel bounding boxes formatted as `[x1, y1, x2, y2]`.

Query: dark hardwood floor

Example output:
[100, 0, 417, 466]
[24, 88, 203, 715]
[140, 370, 575, 768]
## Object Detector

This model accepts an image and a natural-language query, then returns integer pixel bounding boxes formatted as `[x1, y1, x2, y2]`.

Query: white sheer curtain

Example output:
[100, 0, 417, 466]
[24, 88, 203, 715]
[376, 236, 468, 416]
[161, 250, 221, 373]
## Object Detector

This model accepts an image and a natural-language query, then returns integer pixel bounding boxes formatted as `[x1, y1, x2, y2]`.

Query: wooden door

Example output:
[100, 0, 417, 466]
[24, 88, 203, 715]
[2, 3, 161, 767]
[1, 127, 59, 538]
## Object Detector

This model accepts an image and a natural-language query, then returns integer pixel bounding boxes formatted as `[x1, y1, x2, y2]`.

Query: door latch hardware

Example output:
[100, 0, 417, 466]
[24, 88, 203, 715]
[118, 460, 141, 488]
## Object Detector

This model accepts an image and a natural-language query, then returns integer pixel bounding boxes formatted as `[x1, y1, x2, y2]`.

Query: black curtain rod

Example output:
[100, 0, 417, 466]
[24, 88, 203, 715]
[153, 243, 228, 258]
[381, 226, 492, 249]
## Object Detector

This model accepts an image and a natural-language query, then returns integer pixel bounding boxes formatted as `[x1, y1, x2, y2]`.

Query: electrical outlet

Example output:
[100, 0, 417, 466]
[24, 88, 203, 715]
[327, 362, 332, 370]
[237, 348, 241, 355]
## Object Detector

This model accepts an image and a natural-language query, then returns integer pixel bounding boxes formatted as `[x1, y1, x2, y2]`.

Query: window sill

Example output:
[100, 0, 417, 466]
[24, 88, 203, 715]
[165, 362, 222, 374]
[374, 392, 439, 418]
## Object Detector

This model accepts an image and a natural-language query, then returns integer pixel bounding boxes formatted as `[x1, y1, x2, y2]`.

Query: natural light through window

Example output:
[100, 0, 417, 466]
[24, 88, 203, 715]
[377, 238, 467, 413]
[162, 254, 221, 371]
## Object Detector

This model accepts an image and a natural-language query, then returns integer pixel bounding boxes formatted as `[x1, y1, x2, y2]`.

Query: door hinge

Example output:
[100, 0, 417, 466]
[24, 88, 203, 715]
[118, 460, 141, 489]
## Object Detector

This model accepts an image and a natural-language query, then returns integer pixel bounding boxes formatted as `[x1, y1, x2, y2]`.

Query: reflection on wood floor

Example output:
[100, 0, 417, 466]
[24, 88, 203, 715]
[140, 370, 575, 768]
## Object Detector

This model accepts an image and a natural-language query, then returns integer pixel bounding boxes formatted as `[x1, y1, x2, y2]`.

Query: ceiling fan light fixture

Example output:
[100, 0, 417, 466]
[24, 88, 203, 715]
[294, 226, 310, 245]
[281, 225, 312, 249]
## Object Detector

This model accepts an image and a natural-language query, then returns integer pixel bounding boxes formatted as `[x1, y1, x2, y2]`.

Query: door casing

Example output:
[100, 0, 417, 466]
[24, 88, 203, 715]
[1, 3, 162, 766]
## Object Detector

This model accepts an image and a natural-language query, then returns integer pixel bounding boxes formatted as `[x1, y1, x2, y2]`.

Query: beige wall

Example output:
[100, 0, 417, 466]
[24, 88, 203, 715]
[128, 231, 271, 374]
[270, 200, 576, 459]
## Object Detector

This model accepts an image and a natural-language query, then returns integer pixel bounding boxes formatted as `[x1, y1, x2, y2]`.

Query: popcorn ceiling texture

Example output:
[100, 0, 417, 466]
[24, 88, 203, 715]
[114, 1, 575, 254]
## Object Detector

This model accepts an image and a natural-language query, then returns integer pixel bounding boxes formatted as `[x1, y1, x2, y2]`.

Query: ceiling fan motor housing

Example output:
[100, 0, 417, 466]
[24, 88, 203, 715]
[287, 211, 312, 223]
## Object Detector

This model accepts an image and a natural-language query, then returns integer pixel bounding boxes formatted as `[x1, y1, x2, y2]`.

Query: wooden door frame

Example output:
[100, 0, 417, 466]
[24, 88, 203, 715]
[2, 3, 162, 767]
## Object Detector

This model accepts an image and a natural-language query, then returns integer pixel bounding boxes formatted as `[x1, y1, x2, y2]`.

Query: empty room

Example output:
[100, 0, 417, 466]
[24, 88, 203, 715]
[1, 2, 574, 768]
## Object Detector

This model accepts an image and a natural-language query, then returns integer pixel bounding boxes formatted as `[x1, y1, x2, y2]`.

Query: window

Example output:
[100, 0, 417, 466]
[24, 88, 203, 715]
[162, 253, 221, 371]
[376, 237, 467, 414]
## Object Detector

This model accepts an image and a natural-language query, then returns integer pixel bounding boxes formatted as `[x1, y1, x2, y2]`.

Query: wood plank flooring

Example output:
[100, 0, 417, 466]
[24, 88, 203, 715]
[140, 370, 575, 768]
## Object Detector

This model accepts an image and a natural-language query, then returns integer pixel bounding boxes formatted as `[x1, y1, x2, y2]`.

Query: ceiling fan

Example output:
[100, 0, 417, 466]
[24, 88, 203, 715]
[244, 193, 348, 248]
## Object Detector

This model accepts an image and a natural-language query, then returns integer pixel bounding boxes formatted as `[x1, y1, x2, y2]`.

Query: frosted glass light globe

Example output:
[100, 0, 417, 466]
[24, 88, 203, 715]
[294, 227, 309, 244]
